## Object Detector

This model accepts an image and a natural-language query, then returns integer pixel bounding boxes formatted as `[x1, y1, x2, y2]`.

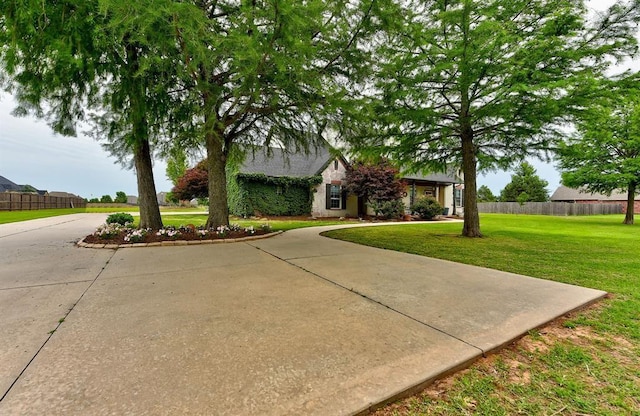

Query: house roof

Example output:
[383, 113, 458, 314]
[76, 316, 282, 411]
[551, 185, 635, 201]
[0, 175, 23, 192]
[238, 145, 463, 186]
[401, 171, 462, 184]
[239, 145, 337, 178]
[48, 191, 81, 198]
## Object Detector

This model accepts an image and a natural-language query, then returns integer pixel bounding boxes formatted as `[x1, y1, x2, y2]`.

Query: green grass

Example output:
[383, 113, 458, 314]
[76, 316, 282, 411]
[0, 208, 89, 224]
[0, 209, 349, 231]
[0, 206, 204, 224]
[158, 214, 348, 232]
[324, 214, 640, 415]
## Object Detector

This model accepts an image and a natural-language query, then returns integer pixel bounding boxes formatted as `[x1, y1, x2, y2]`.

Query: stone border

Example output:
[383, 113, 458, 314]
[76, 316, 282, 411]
[77, 230, 283, 249]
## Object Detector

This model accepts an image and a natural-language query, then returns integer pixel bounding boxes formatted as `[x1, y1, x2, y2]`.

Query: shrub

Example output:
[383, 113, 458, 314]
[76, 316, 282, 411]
[411, 198, 442, 220]
[375, 199, 405, 219]
[106, 212, 135, 226]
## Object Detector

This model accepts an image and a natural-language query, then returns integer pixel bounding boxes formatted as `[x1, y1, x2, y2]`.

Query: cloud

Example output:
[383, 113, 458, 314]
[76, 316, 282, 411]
[0, 96, 172, 198]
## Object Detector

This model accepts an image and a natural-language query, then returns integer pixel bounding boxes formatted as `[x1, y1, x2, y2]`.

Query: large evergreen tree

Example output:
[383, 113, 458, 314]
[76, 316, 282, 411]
[0, 0, 173, 229]
[347, 0, 639, 237]
[500, 162, 549, 202]
[161, 0, 384, 228]
[557, 75, 640, 225]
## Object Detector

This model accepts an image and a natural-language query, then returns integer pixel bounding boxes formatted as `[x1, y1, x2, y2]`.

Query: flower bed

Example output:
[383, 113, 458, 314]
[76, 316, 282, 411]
[83, 223, 272, 245]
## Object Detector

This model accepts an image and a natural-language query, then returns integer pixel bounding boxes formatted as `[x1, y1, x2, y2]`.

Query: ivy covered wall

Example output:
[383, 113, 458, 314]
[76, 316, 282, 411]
[228, 173, 322, 217]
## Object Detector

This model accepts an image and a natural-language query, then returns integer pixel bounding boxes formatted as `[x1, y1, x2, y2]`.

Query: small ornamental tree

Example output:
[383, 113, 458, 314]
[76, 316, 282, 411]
[344, 159, 405, 217]
[500, 162, 549, 202]
[171, 161, 208, 202]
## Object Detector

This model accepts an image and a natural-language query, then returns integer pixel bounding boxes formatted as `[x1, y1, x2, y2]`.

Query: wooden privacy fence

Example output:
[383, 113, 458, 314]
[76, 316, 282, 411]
[0, 193, 87, 211]
[477, 202, 622, 216]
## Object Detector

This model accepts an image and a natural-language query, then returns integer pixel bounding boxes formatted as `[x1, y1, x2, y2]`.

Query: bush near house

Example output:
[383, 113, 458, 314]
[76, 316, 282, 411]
[411, 197, 442, 220]
[376, 199, 405, 219]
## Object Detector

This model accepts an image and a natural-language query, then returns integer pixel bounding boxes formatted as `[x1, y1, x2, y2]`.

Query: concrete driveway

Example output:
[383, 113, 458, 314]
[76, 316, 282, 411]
[0, 215, 605, 415]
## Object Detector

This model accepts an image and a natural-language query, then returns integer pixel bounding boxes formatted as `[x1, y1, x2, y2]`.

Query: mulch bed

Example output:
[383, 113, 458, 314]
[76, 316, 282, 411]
[83, 228, 271, 245]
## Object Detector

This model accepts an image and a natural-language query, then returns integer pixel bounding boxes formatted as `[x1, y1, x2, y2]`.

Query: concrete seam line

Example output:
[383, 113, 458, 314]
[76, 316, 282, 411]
[247, 242, 484, 354]
[0, 249, 118, 403]
[0, 279, 95, 292]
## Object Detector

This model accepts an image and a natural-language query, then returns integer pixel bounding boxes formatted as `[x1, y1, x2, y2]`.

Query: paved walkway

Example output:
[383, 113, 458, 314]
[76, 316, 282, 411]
[0, 214, 605, 415]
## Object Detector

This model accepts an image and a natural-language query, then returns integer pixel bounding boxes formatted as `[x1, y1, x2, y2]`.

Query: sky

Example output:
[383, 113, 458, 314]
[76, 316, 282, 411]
[0, 0, 637, 199]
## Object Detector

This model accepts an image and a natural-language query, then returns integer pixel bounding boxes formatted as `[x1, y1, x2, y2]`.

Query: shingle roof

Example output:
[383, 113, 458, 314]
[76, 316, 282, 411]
[48, 191, 81, 198]
[0, 175, 23, 192]
[551, 185, 635, 201]
[239, 145, 334, 178]
[238, 145, 463, 186]
[401, 171, 462, 184]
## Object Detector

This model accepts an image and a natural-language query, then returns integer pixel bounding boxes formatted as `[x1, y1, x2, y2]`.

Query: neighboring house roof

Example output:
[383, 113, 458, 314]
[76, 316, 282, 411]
[401, 171, 463, 184]
[0, 175, 23, 192]
[551, 185, 635, 201]
[239, 144, 339, 178]
[48, 191, 81, 198]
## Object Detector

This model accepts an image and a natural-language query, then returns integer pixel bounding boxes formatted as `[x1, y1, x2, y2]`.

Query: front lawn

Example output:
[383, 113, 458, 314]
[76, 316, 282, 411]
[0, 206, 204, 224]
[0, 208, 87, 224]
[323, 214, 640, 415]
[0, 208, 351, 232]
[158, 215, 350, 232]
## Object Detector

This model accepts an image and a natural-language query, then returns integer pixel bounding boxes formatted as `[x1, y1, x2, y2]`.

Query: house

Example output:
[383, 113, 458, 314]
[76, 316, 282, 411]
[399, 172, 463, 216]
[0, 175, 47, 195]
[229, 143, 463, 218]
[0, 175, 23, 192]
[230, 144, 357, 217]
[551, 185, 640, 214]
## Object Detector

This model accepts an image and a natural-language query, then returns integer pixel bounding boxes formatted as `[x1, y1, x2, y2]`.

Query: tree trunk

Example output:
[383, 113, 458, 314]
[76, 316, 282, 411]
[134, 140, 163, 229]
[126, 41, 162, 230]
[623, 182, 636, 225]
[461, 130, 482, 237]
[458, 7, 481, 238]
[205, 128, 230, 228]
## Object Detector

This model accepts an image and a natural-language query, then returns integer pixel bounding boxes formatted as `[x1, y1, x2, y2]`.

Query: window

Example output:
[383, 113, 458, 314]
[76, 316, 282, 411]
[454, 187, 464, 207]
[330, 185, 342, 209]
[334, 160, 339, 170]
[325, 184, 345, 210]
